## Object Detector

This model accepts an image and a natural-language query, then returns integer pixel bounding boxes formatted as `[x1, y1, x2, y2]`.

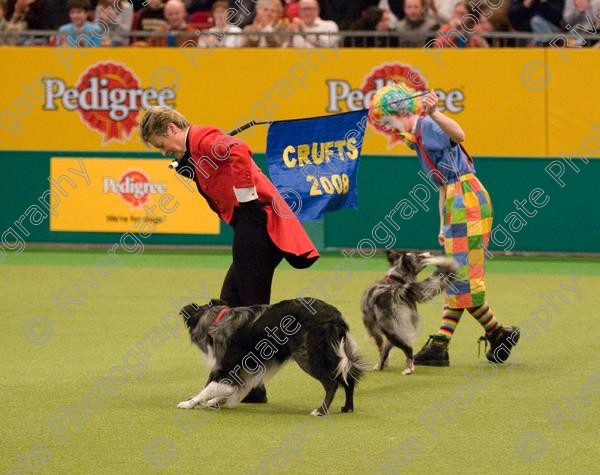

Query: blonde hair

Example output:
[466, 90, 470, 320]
[140, 106, 190, 145]
[257, 0, 283, 15]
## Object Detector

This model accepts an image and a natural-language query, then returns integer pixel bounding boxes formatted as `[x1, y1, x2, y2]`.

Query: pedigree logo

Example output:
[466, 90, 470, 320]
[43, 62, 176, 143]
[103, 170, 167, 208]
[326, 62, 464, 115]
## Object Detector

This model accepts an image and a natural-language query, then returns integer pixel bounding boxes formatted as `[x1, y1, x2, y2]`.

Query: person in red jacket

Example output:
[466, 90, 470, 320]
[141, 106, 320, 402]
[141, 106, 320, 304]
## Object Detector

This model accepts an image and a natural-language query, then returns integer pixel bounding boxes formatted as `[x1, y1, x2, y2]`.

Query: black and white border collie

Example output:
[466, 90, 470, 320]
[178, 298, 366, 416]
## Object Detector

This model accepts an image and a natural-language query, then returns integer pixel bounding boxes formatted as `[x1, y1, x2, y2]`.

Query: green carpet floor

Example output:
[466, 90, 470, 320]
[2, 250, 599, 474]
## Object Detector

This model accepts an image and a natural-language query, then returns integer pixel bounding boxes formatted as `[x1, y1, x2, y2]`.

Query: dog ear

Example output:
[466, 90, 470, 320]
[208, 298, 227, 307]
[386, 249, 401, 265]
[180, 303, 203, 328]
[181, 303, 200, 317]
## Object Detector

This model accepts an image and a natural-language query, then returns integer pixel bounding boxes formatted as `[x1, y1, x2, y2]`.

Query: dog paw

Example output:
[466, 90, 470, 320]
[177, 399, 197, 409]
[402, 368, 414, 375]
[203, 398, 220, 408]
[341, 406, 354, 413]
[373, 363, 382, 370]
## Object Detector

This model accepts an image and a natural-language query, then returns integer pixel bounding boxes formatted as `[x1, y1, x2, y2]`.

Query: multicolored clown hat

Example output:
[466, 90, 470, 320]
[369, 82, 425, 145]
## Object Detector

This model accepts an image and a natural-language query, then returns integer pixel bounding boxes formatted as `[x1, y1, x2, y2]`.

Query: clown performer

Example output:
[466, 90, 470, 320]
[369, 83, 520, 367]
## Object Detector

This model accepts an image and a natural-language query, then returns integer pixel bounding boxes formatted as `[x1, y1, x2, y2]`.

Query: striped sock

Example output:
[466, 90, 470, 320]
[468, 303, 499, 335]
[438, 306, 464, 339]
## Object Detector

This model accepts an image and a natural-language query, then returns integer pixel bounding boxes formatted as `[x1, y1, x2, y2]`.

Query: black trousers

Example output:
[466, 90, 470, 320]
[220, 206, 283, 307]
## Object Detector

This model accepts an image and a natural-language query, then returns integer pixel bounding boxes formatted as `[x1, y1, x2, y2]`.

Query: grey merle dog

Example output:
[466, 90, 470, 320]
[361, 251, 459, 375]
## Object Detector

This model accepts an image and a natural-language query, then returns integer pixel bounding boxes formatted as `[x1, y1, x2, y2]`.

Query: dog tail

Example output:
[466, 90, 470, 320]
[334, 335, 368, 385]
[407, 256, 460, 303]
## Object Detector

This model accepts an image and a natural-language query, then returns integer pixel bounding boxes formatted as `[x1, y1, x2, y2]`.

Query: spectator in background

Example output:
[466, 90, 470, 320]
[378, 0, 404, 28]
[346, 6, 398, 47]
[162, 0, 196, 46]
[429, 0, 460, 23]
[0, 0, 8, 44]
[136, 0, 167, 34]
[563, 0, 600, 45]
[199, 0, 254, 27]
[95, 0, 133, 45]
[198, 0, 242, 47]
[5, 0, 45, 29]
[5, 0, 51, 44]
[509, 0, 564, 39]
[434, 1, 474, 48]
[242, 0, 287, 47]
[470, 4, 513, 47]
[56, 0, 102, 46]
[165, 0, 187, 30]
[283, 0, 299, 21]
[564, 0, 600, 24]
[396, 0, 437, 46]
[285, 0, 338, 47]
[1, 0, 23, 45]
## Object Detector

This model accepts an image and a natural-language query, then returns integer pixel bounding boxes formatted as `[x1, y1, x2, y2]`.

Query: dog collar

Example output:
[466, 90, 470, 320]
[214, 307, 230, 325]
[208, 307, 230, 339]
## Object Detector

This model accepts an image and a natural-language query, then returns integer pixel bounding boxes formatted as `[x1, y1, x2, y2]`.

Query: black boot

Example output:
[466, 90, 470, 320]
[479, 326, 520, 364]
[242, 384, 268, 403]
[414, 335, 450, 367]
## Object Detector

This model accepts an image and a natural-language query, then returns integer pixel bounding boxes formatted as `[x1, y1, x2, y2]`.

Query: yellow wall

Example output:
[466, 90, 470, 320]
[0, 47, 598, 157]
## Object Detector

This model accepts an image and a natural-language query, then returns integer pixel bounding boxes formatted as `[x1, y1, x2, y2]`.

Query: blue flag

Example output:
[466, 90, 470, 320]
[266, 110, 368, 222]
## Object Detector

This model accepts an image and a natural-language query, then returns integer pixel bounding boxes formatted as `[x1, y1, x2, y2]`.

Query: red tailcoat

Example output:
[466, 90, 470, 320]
[183, 126, 319, 267]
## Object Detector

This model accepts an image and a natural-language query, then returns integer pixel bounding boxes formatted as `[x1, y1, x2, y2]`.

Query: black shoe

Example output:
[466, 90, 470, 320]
[478, 326, 520, 364]
[414, 335, 450, 367]
[242, 384, 268, 403]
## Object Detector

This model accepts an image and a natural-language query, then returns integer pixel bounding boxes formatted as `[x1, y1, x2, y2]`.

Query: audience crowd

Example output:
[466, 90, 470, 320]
[0, 0, 598, 47]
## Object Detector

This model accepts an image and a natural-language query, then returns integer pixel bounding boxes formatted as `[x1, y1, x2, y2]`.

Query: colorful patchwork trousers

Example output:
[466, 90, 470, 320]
[443, 173, 493, 308]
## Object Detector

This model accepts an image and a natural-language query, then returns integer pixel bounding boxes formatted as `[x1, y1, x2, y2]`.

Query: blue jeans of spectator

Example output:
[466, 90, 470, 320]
[531, 15, 560, 44]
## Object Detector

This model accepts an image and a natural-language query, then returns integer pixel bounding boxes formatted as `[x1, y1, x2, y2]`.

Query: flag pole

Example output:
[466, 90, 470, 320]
[169, 91, 428, 169]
